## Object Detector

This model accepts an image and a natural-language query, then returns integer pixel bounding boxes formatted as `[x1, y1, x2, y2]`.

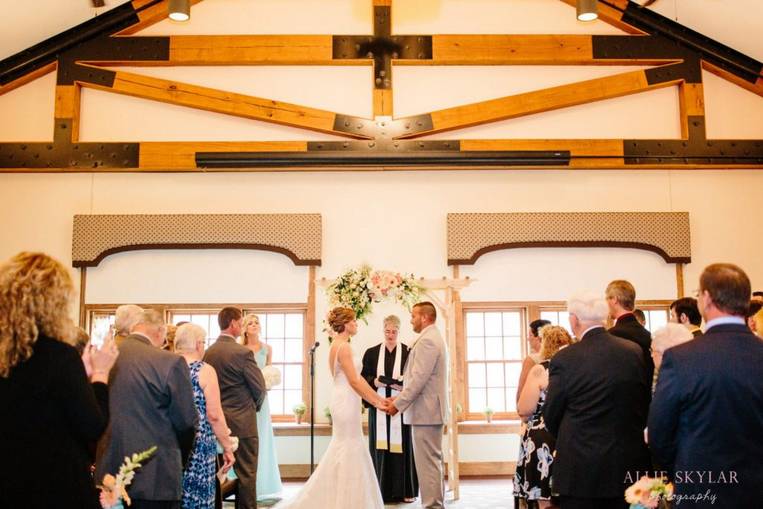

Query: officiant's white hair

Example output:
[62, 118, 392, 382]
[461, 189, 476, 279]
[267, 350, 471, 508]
[383, 315, 400, 329]
[174, 323, 206, 352]
[567, 292, 608, 323]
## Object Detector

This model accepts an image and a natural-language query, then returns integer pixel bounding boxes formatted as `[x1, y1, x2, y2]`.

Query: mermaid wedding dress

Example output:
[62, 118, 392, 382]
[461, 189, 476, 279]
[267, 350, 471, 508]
[281, 343, 384, 509]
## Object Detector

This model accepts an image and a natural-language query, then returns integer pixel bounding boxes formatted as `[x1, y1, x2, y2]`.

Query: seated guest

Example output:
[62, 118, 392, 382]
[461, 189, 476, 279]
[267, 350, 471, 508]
[0, 252, 118, 509]
[649, 323, 693, 392]
[113, 304, 143, 347]
[516, 319, 551, 402]
[633, 309, 647, 327]
[544, 291, 650, 509]
[669, 297, 703, 337]
[606, 280, 654, 390]
[97, 310, 197, 509]
[747, 299, 763, 338]
[514, 325, 572, 509]
[649, 263, 763, 507]
[175, 323, 235, 509]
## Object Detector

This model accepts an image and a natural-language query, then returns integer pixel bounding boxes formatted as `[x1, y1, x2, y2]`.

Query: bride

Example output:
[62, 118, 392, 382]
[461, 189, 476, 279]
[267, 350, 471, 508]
[281, 307, 388, 509]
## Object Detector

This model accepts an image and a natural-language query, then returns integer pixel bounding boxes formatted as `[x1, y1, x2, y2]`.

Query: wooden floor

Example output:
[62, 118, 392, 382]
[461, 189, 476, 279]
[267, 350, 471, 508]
[224, 478, 516, 508]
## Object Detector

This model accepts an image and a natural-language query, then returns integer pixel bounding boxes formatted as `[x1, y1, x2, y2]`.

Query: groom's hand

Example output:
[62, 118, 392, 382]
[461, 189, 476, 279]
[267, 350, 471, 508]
[386, 397, 399, 416]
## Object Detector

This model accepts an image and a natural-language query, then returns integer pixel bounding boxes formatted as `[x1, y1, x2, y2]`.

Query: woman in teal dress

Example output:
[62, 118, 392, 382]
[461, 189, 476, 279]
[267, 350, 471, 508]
[241, 314, 283, 501]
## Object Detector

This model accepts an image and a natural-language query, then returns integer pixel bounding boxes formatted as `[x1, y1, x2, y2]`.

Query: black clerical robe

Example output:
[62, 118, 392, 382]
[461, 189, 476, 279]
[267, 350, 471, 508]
[361, 342, 419, 503]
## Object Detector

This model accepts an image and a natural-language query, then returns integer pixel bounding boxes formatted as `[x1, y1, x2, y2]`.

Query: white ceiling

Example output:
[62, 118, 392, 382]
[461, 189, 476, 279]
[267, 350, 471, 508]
[0, 0, 761, 61]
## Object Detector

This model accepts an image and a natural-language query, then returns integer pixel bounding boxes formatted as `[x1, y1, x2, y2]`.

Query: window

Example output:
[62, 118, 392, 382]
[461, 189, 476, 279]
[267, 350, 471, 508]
[640, 308, 669, 332]
[465, 310, 524, 416]
[539, 309, 572, 334]
[85, 304, 307, 419]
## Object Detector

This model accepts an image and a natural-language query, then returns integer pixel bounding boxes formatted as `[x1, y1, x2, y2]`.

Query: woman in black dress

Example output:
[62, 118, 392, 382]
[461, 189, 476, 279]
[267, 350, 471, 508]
[0, 252, 118, 509]
[514, 325, 572, 509]
[361, 314, 419, 504]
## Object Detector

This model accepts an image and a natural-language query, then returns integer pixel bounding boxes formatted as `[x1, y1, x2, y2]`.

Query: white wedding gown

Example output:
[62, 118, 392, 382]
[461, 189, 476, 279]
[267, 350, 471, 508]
[281, 344, 385, 509]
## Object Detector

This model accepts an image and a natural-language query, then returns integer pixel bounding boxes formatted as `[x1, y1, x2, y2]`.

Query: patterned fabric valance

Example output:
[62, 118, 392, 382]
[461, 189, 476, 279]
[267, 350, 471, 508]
[72, 213, 322, 267]
[447, 212, 690, 265]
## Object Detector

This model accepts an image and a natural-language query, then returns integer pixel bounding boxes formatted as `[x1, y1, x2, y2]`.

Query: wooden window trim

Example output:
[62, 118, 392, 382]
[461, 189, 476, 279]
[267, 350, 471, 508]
[459, 300, 672, 422]
[84, 302, 309, 419]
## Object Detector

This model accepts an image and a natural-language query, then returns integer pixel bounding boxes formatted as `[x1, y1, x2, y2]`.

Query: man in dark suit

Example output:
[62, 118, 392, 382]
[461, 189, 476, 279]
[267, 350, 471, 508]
[669, 297, 703, 337]
[544, 292, 651, 509]
[204, 307, 266, 509]
[649, 263, 763, 508]
[607, 279, 654, 388]
[96, 310, 197, 509]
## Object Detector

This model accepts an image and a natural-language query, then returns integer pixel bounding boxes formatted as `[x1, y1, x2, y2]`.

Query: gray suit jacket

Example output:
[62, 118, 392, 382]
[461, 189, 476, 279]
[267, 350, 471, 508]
[203, 335, 266, 439]
[96, 334, 197, 501]
[395, 324, 449, 426]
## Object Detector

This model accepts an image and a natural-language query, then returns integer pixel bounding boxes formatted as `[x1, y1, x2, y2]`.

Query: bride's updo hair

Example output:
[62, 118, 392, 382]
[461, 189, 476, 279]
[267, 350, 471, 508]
[328, 307, 355, 333]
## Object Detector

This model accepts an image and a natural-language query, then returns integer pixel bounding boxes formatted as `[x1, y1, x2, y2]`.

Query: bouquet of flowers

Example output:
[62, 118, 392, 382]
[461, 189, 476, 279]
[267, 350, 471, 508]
[99, 446, 157, 508]
[625, 476, 673, 509]
[326, 265, 422, 324]
[262, 364, 282, 390]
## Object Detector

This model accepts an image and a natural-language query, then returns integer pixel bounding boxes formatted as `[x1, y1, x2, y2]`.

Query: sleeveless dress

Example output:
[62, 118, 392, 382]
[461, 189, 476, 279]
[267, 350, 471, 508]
[254, 347, 283, 499]
[182, 360, 217, 509]
[282, 342, 384, 509]
[513, 360, 556, 502]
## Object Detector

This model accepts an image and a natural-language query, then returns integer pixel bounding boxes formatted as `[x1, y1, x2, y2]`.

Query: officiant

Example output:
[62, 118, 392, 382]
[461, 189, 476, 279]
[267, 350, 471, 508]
[361, 315, 419, 504]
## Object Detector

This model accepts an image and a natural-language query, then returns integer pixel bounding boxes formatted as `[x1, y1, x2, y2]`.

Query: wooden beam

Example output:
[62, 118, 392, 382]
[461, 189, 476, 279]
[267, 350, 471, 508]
[167, 35, 339, 65]
[557, 0, 646, 35]
[78, 69, 371, 139]
[138, 141, 307, 170]
[116, 0, 205, 36]
[373, 89, 393, 117]
[54, 85, 82, 142]
[676, 263, 685, 298]
[305, 266, 316, 422]
[79, 268, 87, 328]
[399, 69, 672, 138]
[678, 82, 705, 138]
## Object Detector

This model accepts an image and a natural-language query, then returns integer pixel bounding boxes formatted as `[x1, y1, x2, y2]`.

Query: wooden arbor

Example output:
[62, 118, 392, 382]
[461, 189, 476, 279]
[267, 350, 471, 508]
[1, 0, 762, 171]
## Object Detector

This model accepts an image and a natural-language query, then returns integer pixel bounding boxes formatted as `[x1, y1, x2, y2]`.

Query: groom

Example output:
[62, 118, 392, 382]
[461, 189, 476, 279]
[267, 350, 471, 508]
[387, 302, 448, 509]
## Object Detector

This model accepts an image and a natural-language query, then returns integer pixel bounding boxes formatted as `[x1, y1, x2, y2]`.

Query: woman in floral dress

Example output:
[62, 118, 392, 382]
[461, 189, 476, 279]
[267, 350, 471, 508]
[514, 325, 572, 508]
[175, 323, 235, 509]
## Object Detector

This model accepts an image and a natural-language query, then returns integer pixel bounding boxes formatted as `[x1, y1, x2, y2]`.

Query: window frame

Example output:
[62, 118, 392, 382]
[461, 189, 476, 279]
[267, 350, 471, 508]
[459, 299, 672, 422]
[84, 302, 309, 422]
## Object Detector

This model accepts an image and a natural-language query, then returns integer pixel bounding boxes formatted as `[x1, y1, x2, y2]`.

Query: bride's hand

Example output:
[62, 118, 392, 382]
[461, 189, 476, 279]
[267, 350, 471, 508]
[375, 398, 389, 411]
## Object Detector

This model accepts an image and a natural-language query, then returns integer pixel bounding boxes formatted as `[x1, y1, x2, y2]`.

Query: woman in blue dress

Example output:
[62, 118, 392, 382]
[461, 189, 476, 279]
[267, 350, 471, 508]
[241, 314, 283, 501]
[175, 323, 236, 509]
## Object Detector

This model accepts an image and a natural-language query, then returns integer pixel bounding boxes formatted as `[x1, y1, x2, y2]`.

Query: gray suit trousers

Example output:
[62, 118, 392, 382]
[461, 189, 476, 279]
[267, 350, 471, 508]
[235, 435, 259, 509]
[412, 424, 444, 509]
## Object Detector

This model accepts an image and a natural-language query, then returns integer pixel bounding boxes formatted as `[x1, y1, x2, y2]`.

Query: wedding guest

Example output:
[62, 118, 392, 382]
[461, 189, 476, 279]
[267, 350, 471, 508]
[165, 323, 178, 351]
[544, 291, 650, 509]
[175, 323, 235, 509]
[361, 315, 418, 504]
[514, 325, 572, 509]
[240, 314, 283, 501]
[113, 304, 143, 347]
[650, 264, 763, 508]
[204, 307, 266, 509]
[516, 319, 551, 402]
[633, 309, 647, 327]
[649, 323, 692, 392]
[74, 326, 91, 355]
[746, 299, 763, 338]
[669, 297, 703, 337]
[97, 310, 197, 509]
[606, 280, 654, 391]
[0, 252, 118, 509]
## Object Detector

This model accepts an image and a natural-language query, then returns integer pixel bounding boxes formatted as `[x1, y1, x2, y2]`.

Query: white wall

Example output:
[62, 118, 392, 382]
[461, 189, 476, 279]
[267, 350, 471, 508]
[2, 0, 763, 469]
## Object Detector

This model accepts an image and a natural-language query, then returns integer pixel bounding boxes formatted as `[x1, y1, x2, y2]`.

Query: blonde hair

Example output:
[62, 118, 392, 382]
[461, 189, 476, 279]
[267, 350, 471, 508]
[539, 325, 573, 360]
[0, 252, 75, 378]
[241, 314, 261, 345]
[328, 307, 355, 333]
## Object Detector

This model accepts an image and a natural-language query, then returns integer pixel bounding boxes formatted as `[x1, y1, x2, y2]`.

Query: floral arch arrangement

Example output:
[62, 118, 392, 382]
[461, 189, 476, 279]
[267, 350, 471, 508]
[326, 265, 423, 323]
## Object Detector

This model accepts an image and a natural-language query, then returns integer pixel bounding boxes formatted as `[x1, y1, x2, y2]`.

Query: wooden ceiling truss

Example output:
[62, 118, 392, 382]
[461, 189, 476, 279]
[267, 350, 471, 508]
[0, 0, 762, 171]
